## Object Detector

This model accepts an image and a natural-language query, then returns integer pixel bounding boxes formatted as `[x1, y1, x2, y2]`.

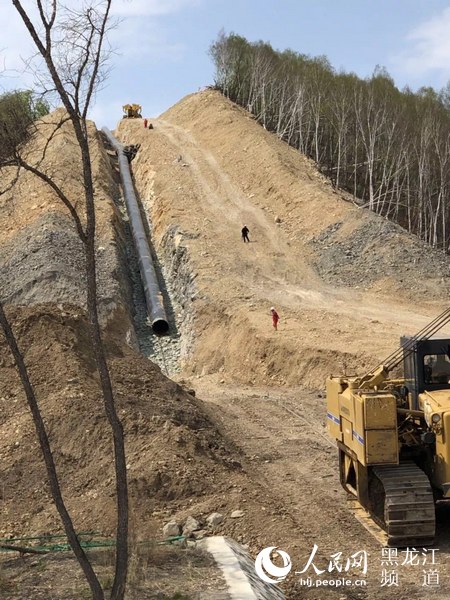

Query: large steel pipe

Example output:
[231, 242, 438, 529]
[102, 127, 169, 334]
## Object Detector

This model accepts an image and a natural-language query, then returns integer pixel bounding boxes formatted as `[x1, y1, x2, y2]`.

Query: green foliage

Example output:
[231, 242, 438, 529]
[0, 89, 50, 164]
[33, 97, 51, 120]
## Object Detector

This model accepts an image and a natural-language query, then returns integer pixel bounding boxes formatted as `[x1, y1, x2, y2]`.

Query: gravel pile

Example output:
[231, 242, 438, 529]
[0, 210, 129, 321]
[0, 212, 84, 304]
[310, 215, 450, 294]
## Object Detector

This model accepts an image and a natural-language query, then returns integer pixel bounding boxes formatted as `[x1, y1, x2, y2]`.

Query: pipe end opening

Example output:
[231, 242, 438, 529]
[152, 319, 169, 335]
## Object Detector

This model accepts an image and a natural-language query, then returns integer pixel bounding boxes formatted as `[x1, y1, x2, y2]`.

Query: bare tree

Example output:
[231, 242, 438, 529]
[209, 32, 450, 252]
[0, 2, 128, 599]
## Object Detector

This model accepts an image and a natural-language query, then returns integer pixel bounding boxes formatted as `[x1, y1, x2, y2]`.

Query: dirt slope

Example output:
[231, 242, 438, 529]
[0, 110, 132, 333]
[117, 89, 450, 390]
[116, 89, 450, 599]
[0, 305, 247, 537]
[0, 112, 255, 546]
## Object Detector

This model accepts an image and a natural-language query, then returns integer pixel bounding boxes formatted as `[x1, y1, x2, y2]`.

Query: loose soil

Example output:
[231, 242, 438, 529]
[1, 90, 450, 599]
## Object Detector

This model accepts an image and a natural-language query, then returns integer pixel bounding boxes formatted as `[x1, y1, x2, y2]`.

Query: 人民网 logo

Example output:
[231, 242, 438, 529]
[254, 546, 292, 584]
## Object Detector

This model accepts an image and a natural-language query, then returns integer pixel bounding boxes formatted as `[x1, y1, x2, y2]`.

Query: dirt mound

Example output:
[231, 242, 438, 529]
[0, 305, 243, 537]
[0, 110, 132, 332]
[311, 213, 450, 292]
[0, 109, 255, 546]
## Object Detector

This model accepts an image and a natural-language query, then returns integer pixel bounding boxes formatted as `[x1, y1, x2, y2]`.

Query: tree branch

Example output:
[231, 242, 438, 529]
[83, 1, 112, 119]
[15, 157, 87, 244]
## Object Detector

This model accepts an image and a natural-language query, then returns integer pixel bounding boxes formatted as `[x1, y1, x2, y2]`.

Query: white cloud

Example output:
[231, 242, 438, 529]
[393, 7, 450, 81]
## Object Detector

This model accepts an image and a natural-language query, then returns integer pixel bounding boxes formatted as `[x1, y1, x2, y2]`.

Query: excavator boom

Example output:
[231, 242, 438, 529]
[327, 305, 450, 545]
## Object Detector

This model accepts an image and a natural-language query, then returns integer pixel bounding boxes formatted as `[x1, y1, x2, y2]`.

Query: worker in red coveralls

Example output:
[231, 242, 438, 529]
[271, 307, 279, 331]
[144, 118, 148, 128]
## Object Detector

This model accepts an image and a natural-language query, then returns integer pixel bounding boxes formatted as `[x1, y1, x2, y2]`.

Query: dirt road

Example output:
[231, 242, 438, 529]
[115, 91, 450, 598]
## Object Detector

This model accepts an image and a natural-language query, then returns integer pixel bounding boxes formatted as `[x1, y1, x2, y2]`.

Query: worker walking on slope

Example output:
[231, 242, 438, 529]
[143, 118, 148, 128]
[241, 225, 250, 243]
[271, 307, 279, 331]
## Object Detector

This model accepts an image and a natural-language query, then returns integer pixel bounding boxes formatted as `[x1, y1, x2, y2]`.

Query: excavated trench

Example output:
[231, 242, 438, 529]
[100, 132, 188, 377]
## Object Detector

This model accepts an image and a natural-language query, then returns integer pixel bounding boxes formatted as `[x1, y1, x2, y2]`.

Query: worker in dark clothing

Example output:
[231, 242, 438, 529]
[271, 307, 279, 331]
[241, 225, 250, 243]
[144, 118, 148, 128]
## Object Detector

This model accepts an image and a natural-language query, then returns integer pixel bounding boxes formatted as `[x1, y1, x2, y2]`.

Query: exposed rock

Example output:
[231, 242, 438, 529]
[206, 512, 224, 527]
[192, 529, 207, 540]
[230, 510, 244, 519]
[183, 515, 201, 535]
[163, 521, 181, 537]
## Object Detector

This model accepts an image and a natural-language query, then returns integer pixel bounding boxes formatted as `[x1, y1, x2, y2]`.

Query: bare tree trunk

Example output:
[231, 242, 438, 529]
[84, 226, 129, 600]
[9, 2, 129, 598]
[0, 303, 105, 600]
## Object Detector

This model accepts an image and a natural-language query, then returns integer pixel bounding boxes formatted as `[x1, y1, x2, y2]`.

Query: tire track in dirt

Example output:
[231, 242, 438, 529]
[196, 383, 450, 598]
[158, 120, 285, 247]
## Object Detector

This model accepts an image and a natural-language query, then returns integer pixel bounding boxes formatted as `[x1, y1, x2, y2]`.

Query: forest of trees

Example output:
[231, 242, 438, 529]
[210, 32, 450, 251]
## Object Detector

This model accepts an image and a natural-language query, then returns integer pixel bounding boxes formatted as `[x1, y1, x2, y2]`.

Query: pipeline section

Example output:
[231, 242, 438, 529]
[102, 127, 169, 334]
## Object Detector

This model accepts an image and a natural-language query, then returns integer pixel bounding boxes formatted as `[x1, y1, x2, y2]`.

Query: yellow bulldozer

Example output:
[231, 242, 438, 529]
[327, 307, 450, 546]
[122, 104, 142, 118]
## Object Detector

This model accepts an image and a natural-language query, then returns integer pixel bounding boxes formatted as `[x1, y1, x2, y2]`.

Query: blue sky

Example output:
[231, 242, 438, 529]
[2, 0, 450, 128]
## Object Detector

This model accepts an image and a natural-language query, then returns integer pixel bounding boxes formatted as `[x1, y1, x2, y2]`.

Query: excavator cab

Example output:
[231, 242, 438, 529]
[402, 336, 450, 408]
[327, 319, 450, 546]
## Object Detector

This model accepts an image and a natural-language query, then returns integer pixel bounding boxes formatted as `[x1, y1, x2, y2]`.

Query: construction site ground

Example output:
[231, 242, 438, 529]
[1, 89, 450, 599]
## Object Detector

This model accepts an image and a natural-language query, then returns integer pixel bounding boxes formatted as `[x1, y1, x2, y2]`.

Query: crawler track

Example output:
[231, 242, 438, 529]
[373, 462, 435, 547]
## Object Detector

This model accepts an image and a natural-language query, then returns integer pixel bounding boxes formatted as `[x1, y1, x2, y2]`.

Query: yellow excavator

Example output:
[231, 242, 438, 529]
[327, 307, 450, 546]
[122, 104, 142, 118]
